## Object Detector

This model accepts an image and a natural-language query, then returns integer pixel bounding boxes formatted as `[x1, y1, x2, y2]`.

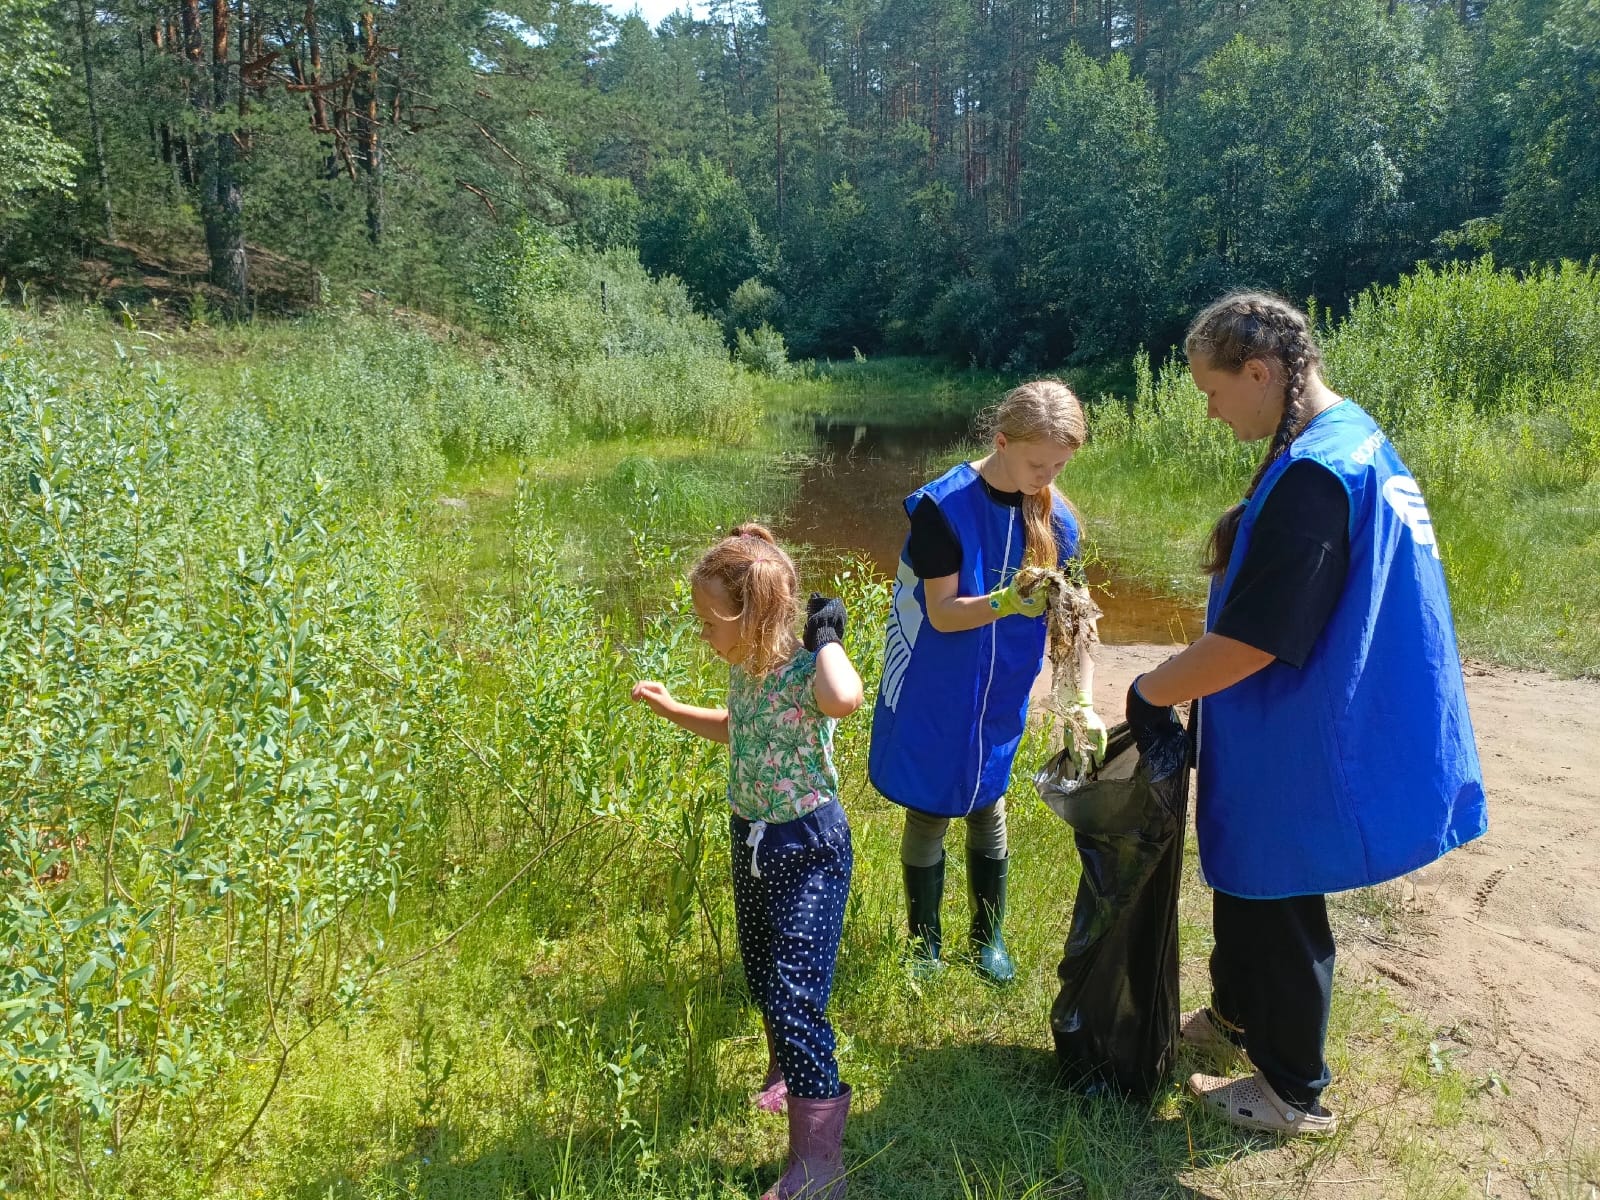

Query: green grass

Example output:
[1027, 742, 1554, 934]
[5, 300, 1596, 1199]
[1070, 355, 1600, 676]
[434, 440, 799, 626]
[120, 736, 1548, 1200]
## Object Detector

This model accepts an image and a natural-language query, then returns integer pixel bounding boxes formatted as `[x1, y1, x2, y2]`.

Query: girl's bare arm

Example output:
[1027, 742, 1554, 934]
[812, 643, 864, 717]
[631, 681, 731, 743]
[921, 572, 1002, 633]
[1074, 619, 1098, 701]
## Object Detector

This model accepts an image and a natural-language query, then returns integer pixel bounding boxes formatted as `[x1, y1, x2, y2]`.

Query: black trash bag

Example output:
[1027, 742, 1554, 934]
[1034, 709, 1191, 1100]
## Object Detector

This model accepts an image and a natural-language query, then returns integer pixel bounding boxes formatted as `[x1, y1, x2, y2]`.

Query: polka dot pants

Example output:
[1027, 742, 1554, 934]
[729, 803, 853, 1101]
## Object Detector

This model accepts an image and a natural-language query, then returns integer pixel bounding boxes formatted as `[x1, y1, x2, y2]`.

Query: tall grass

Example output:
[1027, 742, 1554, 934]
[1074, 259, 1600, 675]
[2, 273, 1592, 1200]
[0, 301, 771, 1193]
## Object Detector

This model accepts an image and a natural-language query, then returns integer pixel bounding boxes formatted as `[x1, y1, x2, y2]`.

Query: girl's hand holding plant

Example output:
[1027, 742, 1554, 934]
[631, 680, 678, 718]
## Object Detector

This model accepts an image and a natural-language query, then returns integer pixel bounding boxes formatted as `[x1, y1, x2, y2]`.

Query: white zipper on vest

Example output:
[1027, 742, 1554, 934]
[967, 509, 1015, 815]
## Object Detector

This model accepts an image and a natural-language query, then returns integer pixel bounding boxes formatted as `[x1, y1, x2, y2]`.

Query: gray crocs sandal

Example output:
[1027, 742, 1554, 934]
[1187, 1070, 1339, 1138]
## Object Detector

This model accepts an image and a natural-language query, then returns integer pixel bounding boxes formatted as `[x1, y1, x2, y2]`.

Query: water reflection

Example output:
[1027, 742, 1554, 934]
[776, 415, 1202, 645]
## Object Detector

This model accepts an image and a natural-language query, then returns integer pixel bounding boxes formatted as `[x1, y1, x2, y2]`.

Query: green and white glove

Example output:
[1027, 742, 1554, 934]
[1066, 691, 1109, 768]
[987, 578, 1047, 619]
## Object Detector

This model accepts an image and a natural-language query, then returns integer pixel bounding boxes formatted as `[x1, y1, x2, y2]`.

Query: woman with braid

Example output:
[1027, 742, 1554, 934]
[1126, 293, 1486, 1135]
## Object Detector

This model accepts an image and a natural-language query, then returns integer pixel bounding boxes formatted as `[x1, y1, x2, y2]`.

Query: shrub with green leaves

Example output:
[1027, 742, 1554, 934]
[1323, 258, 1600, 423]
[1320, 258, 1600, 491]
[735, 322, 796, 379]
[473, 225, 757, 440]
[726, 277, 782, 339]
[0, 335, 436, 1175]
[0, 0, 79, 212]
[0, 296, 799, 1190]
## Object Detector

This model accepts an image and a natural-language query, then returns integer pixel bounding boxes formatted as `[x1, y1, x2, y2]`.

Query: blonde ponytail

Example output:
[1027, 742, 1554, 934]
[1022, 488, 1059, 569]
[690, 523, 801, 677]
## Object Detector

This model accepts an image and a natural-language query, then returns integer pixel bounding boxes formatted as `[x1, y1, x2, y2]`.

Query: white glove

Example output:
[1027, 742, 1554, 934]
[1065, 691, 1108, 770]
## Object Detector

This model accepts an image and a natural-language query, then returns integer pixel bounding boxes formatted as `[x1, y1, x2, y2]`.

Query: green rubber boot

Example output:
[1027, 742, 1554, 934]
[968, 850, 1015, 984]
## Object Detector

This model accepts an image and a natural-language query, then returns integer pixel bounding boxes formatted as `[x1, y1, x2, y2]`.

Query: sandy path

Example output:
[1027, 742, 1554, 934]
[1073, 645, 1600, 1174]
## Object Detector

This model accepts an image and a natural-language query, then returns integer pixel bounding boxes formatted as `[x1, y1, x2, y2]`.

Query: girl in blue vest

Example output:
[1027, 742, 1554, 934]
[631, 524, 863, 1200]
[869, 381, 1106, 984]
[1126, 292, 1487, 1136]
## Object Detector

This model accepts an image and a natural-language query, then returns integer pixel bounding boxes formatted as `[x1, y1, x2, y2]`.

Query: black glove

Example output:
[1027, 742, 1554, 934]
[803, 593, 846, 653]
[1125, 674, 1182, 754]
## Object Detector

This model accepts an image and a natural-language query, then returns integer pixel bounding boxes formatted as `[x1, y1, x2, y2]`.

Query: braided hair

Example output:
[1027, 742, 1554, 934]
[1186, 292, 1323, 577]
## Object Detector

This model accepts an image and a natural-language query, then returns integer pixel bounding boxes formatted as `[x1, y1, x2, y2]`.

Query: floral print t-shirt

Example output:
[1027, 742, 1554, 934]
[726, 649, 840, 823]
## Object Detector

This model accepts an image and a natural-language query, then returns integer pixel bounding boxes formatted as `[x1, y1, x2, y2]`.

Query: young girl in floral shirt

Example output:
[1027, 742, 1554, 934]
[631, 524, 863, 1200]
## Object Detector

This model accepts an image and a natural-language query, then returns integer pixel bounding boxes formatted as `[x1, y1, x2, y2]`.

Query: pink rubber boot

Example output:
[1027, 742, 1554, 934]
[760, 1084, 850, 1200]
[752, 1020, 787, 1113]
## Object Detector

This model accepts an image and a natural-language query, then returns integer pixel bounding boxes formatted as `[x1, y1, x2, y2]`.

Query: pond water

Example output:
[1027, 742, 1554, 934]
[775, 415, 1203, 646]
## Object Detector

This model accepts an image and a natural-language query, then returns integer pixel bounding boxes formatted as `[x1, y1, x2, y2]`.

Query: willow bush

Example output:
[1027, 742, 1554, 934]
[0, 335, 435, 1178]
[0, 302, 782, 1191]
[474, 227, 758, 442]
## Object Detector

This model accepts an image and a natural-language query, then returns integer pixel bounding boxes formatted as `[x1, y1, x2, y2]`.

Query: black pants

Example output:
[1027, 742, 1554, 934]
[1210, 890, 1334, 1110]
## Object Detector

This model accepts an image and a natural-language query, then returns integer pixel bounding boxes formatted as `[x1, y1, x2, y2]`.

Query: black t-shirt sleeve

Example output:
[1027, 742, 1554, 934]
[1211, 460, 1352, 668]
[906, 496, 962, 578]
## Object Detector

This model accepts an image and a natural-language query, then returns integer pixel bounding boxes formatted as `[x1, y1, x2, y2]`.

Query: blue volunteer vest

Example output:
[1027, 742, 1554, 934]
[1198, 401, 1487, 898]
[869, 463, 1078, 817]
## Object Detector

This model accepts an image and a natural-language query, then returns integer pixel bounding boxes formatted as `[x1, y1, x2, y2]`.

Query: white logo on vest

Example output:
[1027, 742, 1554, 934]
[1381, 475, 1439, 559]
[881, 558, 924, 711]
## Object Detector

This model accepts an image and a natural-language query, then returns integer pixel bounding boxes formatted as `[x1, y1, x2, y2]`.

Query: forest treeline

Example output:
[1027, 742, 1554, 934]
[2, 0, 1597, 363]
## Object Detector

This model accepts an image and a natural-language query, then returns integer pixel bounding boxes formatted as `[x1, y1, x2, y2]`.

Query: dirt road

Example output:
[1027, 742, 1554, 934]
[1077, 645, 1600, 1189]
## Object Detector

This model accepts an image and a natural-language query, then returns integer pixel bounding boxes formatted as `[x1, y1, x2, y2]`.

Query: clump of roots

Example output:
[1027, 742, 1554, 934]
[1014, 565, 1103, 752]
